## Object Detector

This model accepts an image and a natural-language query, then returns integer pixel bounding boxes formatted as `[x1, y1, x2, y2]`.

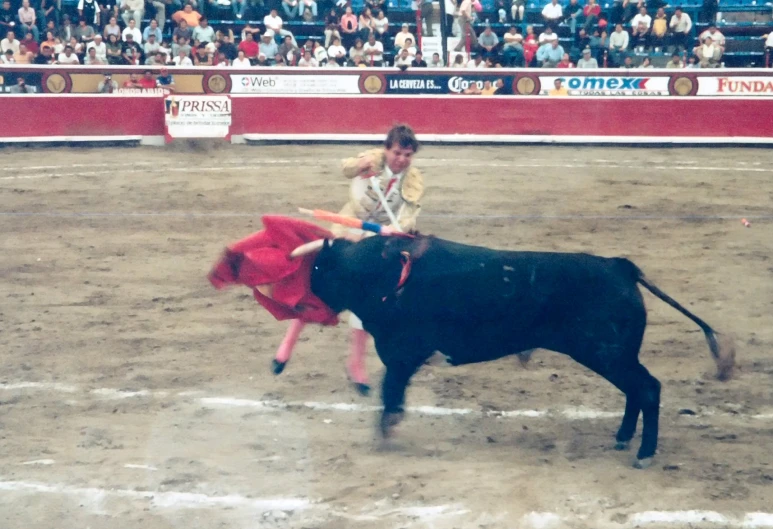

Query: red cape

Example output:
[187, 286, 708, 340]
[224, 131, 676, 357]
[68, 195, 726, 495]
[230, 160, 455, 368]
[208, 215, 339, 325]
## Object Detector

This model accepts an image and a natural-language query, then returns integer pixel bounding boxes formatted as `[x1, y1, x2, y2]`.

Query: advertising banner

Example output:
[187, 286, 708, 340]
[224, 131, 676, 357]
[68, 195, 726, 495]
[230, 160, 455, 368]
[379, 72, 515, 95]
[538, 75, 671, 96]
[230, 73, 361, 94]
[696, 76, 773, 96]
[164, 95, 232, 141]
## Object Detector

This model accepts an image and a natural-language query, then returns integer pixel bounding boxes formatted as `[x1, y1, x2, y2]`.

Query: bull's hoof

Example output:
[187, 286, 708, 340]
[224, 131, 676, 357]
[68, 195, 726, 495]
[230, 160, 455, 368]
[633, 457, 654, 469]
[353, 382, 370, 396]
[379, 411, 405, 438]
[271, 359, 286, 375]
[614, 441, 630, 451]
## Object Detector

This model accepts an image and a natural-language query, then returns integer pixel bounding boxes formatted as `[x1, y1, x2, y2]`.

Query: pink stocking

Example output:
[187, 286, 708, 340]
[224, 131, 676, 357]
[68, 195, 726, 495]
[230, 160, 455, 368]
[272, 319, 305, 374]
[347, 328, 370, 394]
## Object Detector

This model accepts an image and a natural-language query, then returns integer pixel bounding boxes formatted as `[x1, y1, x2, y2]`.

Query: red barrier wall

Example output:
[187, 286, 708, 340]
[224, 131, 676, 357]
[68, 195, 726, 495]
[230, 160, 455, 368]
[2, 94, 773, 143]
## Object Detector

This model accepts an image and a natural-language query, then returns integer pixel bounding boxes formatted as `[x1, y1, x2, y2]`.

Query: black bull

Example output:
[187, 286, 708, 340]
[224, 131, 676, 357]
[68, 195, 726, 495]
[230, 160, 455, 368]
[307, 235, 735, 468]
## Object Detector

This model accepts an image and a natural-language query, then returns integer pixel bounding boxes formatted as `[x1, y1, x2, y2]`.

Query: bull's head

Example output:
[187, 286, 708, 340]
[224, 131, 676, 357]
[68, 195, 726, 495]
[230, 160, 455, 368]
[291, 236, 421, 317]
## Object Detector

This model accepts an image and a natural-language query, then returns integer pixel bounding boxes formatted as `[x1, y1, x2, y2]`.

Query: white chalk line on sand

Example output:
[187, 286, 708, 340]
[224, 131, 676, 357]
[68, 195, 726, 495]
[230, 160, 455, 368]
[0, 479, 771, 528]
[2, 160, 773, 180]
[2, 381, 772, 422]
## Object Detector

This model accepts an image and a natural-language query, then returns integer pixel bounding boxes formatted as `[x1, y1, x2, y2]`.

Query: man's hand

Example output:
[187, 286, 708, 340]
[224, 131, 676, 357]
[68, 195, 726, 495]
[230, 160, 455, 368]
[357, 155, 375, 175]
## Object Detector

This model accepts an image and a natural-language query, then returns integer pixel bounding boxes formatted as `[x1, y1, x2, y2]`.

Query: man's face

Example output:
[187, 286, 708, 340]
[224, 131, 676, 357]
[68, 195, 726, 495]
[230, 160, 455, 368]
[384, 144, 414, 174]
[554, 79, 562, 89]
[130, 74, 138, 81]
[3, 2, 10, 10]
[151, 20, 157, 27]
[551, 40, 558, 48]
[129, 20, 135, 28]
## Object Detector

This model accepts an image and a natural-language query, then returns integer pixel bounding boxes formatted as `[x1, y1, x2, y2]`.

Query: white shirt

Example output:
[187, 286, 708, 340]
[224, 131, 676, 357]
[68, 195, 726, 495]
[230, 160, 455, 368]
[504, 31, 523, 46]
[542, 2, 562, 19]
[1, 38, 20, 54]
[232, 56, 252, 67]
[467, 58, 485, 68]
[700, 29, 725, 46]
[766, 33, 773, 47]
[362, 41, 383, 62]
[631, 13, 651, 29]
[57, 52, 80, 64]
[327, 43, 347, 59]
[297, 56, 318, 67]
[538, 31, 557, 44]
[313, 45, 328, 63]
[373, 17, 388, 34]
[394, 31, 414, 49]
[669, 13, 692, 34]
[122, 27, 142, 43]
[87, 40, 107, 61]
[173, 55, 193, 66]
[395, 54, 412, 66]
[349, 165, 406, 225]
[263, 14, 283, 31]
[701, 43, 717, 58]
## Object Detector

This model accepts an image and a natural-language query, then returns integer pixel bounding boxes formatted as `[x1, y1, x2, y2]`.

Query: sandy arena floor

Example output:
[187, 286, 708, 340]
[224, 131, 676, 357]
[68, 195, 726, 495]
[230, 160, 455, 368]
[1, 144, 772, 529]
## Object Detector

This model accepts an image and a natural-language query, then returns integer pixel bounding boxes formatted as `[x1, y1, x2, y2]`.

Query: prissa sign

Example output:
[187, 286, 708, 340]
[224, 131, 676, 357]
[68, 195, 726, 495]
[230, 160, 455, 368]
[540, 76, 670, 96]
[164, 95, 232, 140]
[177, 98, 232, 113]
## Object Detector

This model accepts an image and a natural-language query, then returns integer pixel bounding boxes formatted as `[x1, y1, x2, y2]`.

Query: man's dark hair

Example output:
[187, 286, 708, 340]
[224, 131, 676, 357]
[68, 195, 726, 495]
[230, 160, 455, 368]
[384, 124, 419, 152]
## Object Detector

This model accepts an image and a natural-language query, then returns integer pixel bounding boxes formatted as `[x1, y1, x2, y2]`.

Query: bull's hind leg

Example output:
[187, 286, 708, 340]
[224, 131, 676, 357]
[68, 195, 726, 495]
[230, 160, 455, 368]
[614, 397, 641, 451]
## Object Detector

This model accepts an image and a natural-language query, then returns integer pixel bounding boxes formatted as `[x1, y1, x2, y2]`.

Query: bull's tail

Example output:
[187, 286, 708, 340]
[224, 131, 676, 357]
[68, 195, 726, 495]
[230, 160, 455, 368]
[617, 258, 736, 381]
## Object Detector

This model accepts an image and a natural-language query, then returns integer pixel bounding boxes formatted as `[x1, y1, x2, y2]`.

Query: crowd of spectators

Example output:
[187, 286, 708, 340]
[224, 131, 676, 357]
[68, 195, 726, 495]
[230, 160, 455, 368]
[0, 0, 769, 69]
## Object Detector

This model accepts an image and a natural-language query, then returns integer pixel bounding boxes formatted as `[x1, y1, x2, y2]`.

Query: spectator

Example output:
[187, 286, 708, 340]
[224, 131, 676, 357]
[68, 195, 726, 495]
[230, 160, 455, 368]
[259, 30, 278, 59]
[348, 37, 364, 63]
[264, 9, 295, 46]
[417, 0, 432, 36]
[536, 39, 563, 67]
[429, 51, 443, 67]
[556, 52, 573, 67]
[699, 25, 725, 49]
[78, 0, 100, 26]
[95, 73, 117, 92]
[145, 50, 165, 64]
[207, 0, 230, 20]
[122, 18, 141, 43]
[366, 0, 386, 16]
[501, 26, 524, 66]
[13, 43, 32, 62]
[123, 72, 141, 88]
[120, 0, 143, 27]
[358, 7, 374, 42]
[106, 33, 122, 63]
[193, 16, 215, 44]
[467, 53, 485, 68]
[694, 36, 720, 67]
[58, 16, 75, 42]
[395, 47, 412, 67]
[669, 7, 692, 51]
[40, 30, 56, 53]
[0, 47, 13, 62]
[143, 19, 162, 43]
[138, 70, 156, 88]
[400, 36, 416, 58]
[0, 1, 14, 40]
[281, 0, 298, 19]
[583, 0, 600, 31]
[194, 45, 212, 65]
[156, 68, 175, 90]
[237, 30, 258, 61]
[69, 36, 84, 58]
[538, 26, 557, 45]
[523, 24, 538, 65]
[630, 6, 651, 33]
[323, 8, 340, 47]
[450, 52, 464, 67]
[638, 55, 653, 68]
[232, 48, 251, 66]
[548, 78, 568, 96]
[565, 0, 582, 36]
[312, 40, 328, 64]
[75, 17, 95, 45]
[478, 25, 499, 58]
[17, 0, 38, 41]
[121, 33, 141, 63]
[33, 46, 54, 63]
[339, 6, 358, 48]
[219, 31, 237, 61]
[608, 23, 629, 65]
[411, 50, 427, 67]
[328, 35, 348, 64]
[664, 51, 682, 68]
[143, 33, 159, 56]
[373, 9, 388, 46]
[88, 33, 106, 61]
[172, 36, 189, 56]
[297, 48, 317, 66]
[232, 0, 248, 19]
[619, 54, 634, 68]
[650, 7, 667, 50]
[57, 44, 80, 63]
[174, 19, 193, 43]
[541, 0, 562, 31]
[103, 16, 121, 40]
[172, 4, 201, 28]
[20, 30, 37, 54]
[764, 32, 773, 60]
[173, 47, 192, 65]
[454, 0, 477, 51]
[577, 47, 597, 67]
[278, 34, 296, 61]
[686, 55, 699, 68]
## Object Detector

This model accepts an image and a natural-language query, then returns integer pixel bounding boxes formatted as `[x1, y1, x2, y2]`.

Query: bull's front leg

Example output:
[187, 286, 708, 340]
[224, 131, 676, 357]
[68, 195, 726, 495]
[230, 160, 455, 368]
[380, 357, 426, 438]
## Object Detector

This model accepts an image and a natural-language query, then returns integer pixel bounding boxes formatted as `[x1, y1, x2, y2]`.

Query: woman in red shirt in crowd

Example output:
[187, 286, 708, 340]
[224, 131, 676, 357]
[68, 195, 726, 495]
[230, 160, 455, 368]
[583, 0, 601, 31]
[523, 25, 538, 66]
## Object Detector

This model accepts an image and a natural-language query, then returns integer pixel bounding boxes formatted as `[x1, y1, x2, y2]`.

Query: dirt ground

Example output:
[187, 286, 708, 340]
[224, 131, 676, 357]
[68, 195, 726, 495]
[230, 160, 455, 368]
[1, 144, 772, 529]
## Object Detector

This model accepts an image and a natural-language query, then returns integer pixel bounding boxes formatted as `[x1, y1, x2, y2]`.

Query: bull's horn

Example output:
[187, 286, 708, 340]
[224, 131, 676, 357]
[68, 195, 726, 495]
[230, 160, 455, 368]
[290, 239, 326, 259]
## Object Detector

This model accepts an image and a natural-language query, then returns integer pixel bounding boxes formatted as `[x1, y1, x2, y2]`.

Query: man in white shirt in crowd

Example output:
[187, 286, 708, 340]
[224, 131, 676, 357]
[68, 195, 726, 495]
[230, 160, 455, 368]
[669, 7, 692, 50]
[121, 0, 144, 27]
[1, 49, 14, 63]
[87, 33, 107, 62]
[327, 36, 347, 64]
[143, 33, 160, 56]
[467, 53, 485, 68]
[297, 48, 317, 66]
[631, 6, 651, 32]
[17, 0, 38, 41]
[576, 47, 598, 68]
[399, 36, 417, 58]
[538, 26, 557, 44]
[1, 30, 20, 54]
[173, 47, 192, 65]
[84, 46, 104, 64]
[143, 19, 162, 43]
[541, 0, 562, 31]
[394, 22, 415, 49]
[429, 51, 444, 67]
[362, 33, 383, 66]
[193, 16, 215, 43]
[264, 8, 296, 46]
[57, 44, 80, 64]
[122, 18, 142, 43]
[232, 49, 251, 67]
[699, 25, 725, 49]
[394, 47, 412, 67]
[608, 23, 629, 65]
[694, 35, 720, 67]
